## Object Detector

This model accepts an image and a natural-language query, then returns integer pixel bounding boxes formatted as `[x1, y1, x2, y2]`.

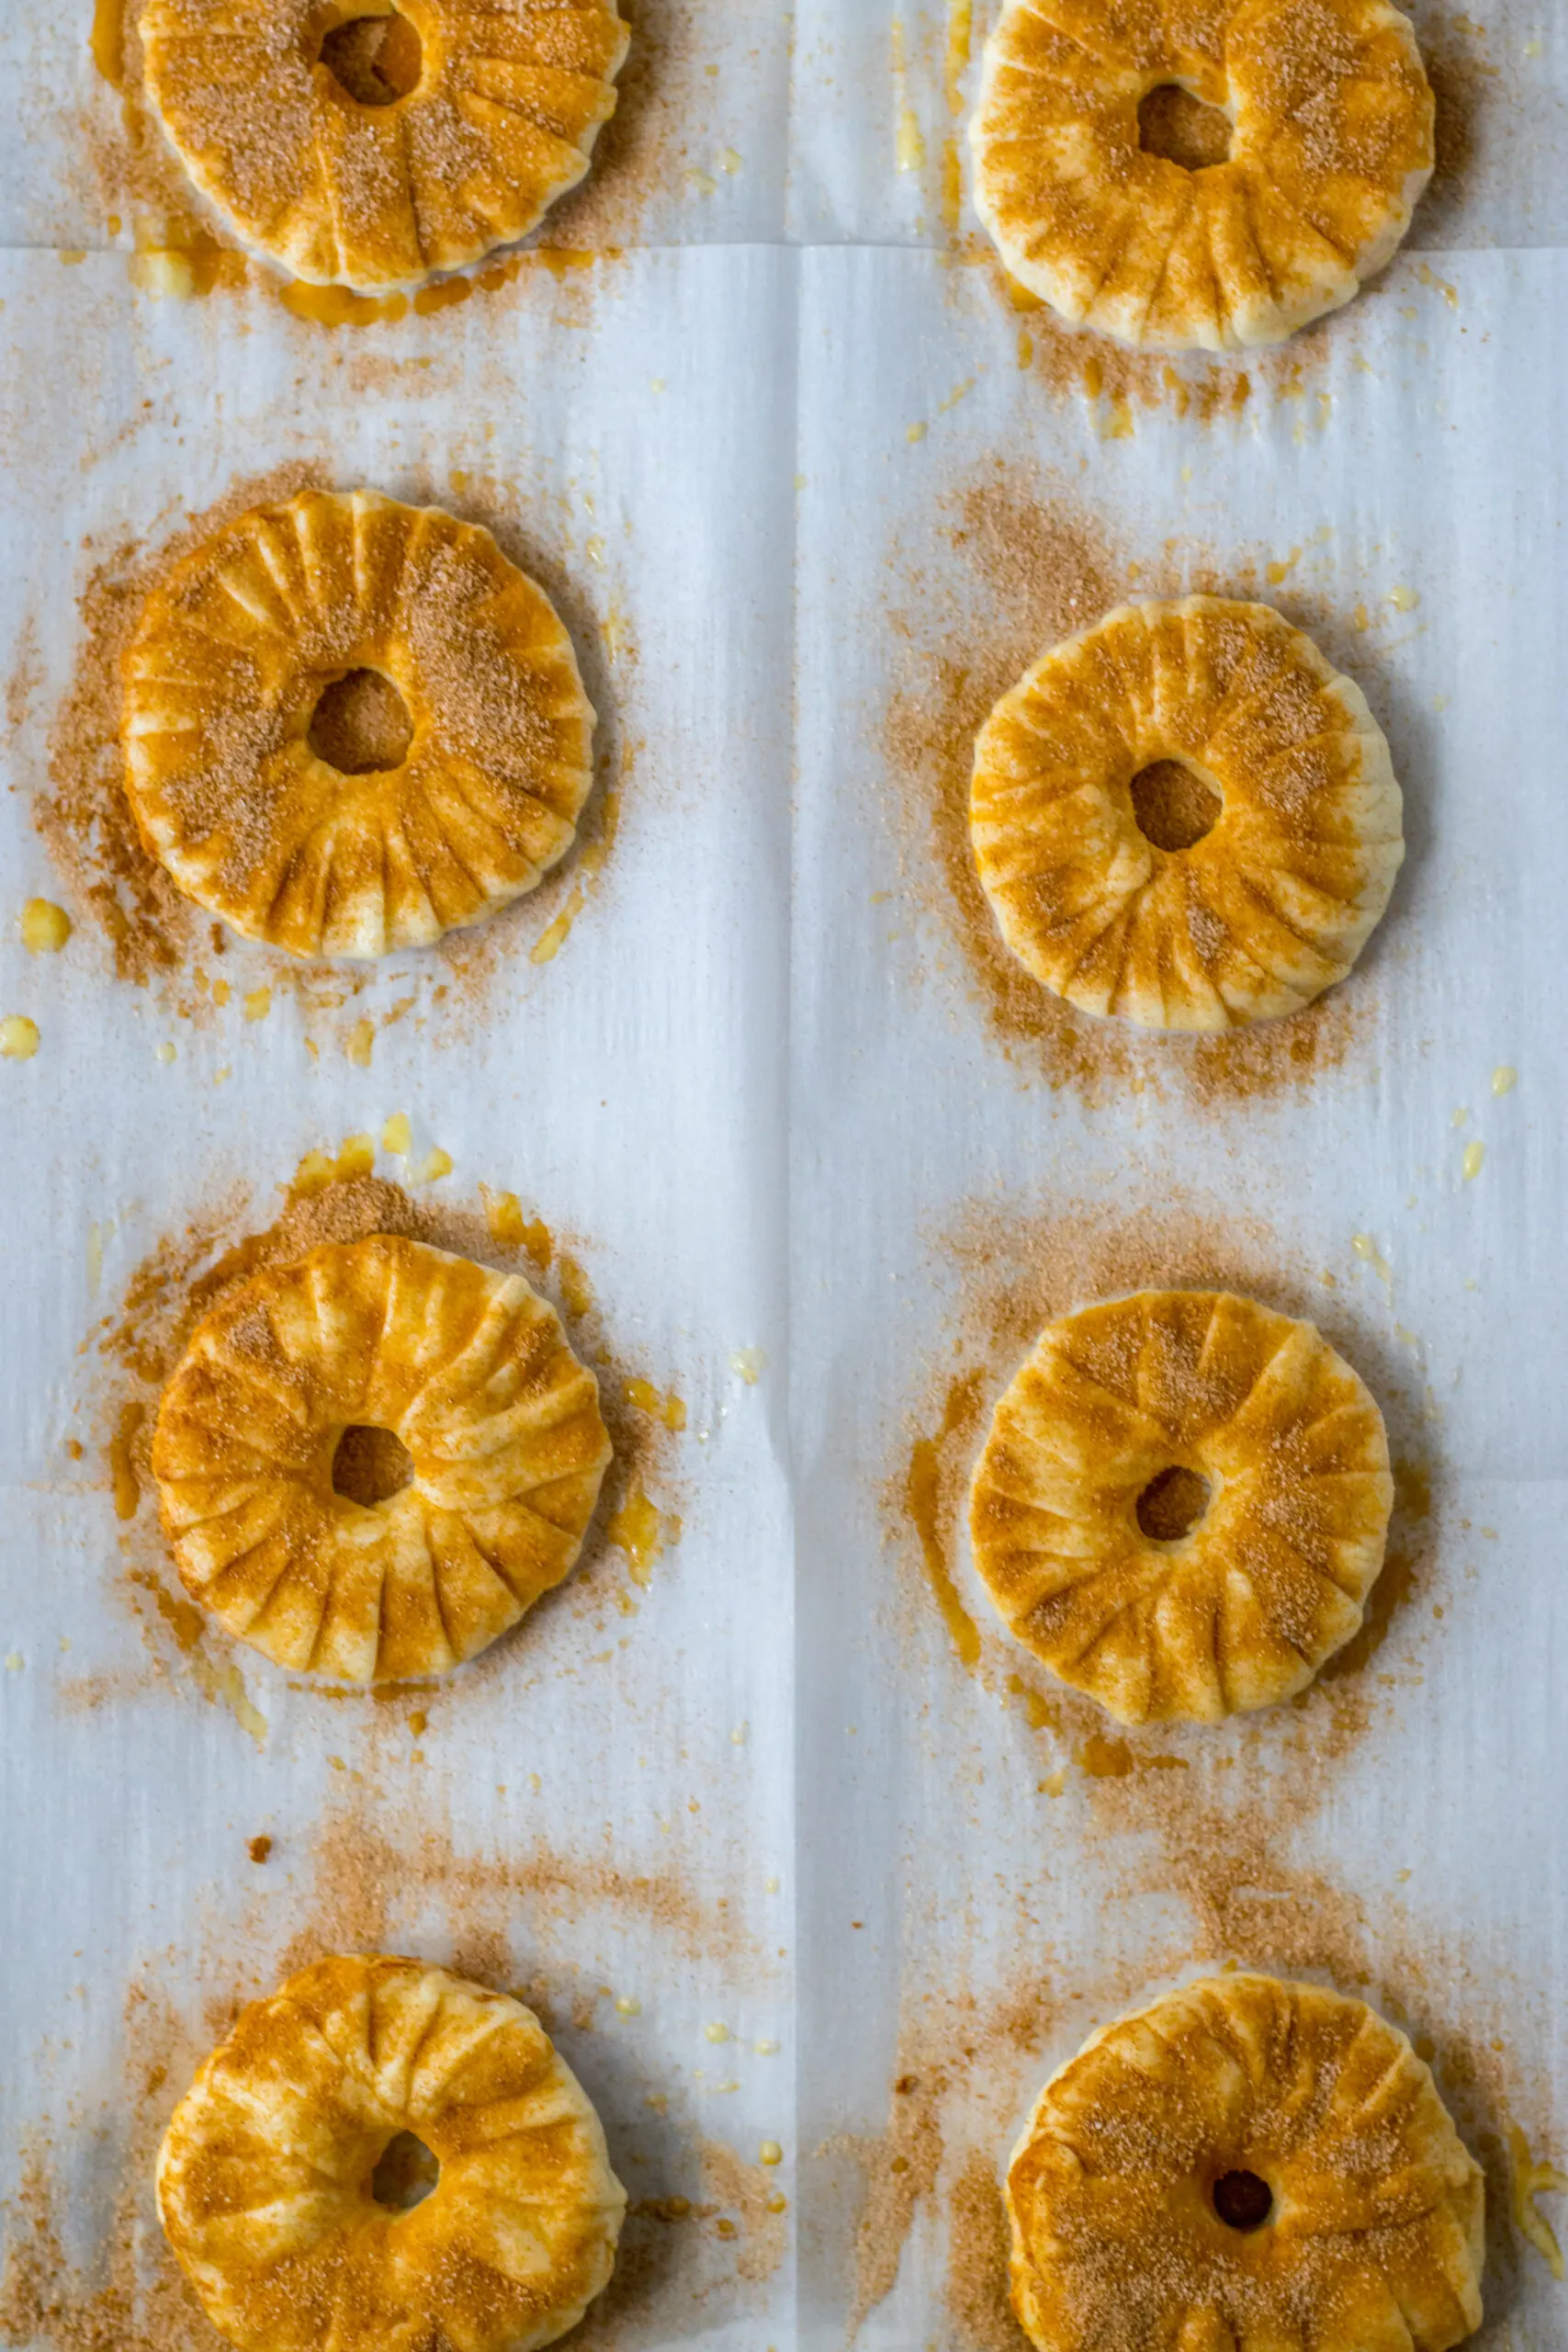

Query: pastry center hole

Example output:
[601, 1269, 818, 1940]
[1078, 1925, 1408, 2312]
[1213, 2169, 1273, 2232]
[320, 8, 423, 105]
[371, 2132, 440, 2211]
[308, 669, 413, 775]
[1131, 760, 1223, 852]
[1138, 83, 1233, 171]
[333, 1423, 415, 1508]
[1137, 1465, 1211, 1543]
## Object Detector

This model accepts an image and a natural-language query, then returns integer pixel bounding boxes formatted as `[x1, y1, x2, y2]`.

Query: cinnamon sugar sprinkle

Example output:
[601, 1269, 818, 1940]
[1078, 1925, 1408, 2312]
[0, 1799, 774, 2351]
[38, 463, 315, 990]
[837, 1828, 1544, 2346]
[967, 244, 1359, 432]
[19, 465, 632, 1048]
[885, 1192, 1441, 1788]
[926, 0, 1476, 424]
[73, 1155, 687, 1725]
[883, 459, 1379, 1108]
[849, 1187, 1539, 2352]
[74, 0, 707, 322]
[840, 1917, 1544, 2349]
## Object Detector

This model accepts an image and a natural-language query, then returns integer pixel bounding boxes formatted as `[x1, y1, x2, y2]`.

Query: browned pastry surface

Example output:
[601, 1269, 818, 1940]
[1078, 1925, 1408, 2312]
[140, 0, 629, 290]
[158, 1954, 626, 2352]
[970, 1288, 1393, 1723]
[122, 490, 595, 959]
[970, 598, 1403, 1033]
[1009, 1973, 1484, 2352]
[152, 1234, 612, 1682]
[971, 0, 1434, 349]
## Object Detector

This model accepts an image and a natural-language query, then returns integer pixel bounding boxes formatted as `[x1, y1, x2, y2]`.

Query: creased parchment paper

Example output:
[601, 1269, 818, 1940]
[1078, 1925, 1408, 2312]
[2, 6, 1566, 2349]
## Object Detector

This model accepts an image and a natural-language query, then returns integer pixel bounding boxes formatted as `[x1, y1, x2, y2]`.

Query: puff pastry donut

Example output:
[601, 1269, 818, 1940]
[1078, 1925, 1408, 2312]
[152, 1234, 612, 1683]
[969, 1288, 1393, 1724]
[969, 598, 1404, 1033]
[122, 490, 596, 960]
[139, 0, 630, 292]
[1008, 1973, 1484, 2352]
[158, 1954, 626, 2352]
[970, 0, 1434, 350]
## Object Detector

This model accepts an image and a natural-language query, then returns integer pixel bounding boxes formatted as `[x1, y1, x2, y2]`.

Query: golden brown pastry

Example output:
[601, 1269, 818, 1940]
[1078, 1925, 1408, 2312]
[122, 490, 596, 959]
[1008, 1973, 1484, 2352]
[970, 0, 1434, 350]
[152, 1235, 611, 1683]
[158, 1954, 626, 2352]
[969, 597, 1403, 1032]
[969, 1289, 1393, 1724]
[139, 0, 629, 292]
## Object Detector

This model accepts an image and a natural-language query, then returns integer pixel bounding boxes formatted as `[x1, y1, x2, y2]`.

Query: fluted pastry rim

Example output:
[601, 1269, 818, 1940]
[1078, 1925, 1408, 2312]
[139, 0, 631, 293]
[152, 1232, 613, 1684]
[157, 1953, 626, 2352]
[969, 596, 1404, 1034]
[122, 489, 597, 961]
[970, 0, 1435, 352]
[1008, 1973, 1485, 2352]
[968, 1287, 1393, 1724]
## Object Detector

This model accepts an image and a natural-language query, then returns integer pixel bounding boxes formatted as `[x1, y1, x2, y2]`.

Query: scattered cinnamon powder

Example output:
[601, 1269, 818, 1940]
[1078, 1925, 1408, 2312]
[0, 1797, 769, 2352]
[954, 0, 1440, 423]
[696, 2143, 788, 2287]
[77, 1159, 686, 1721]
[278, 1798, 735, 1987]
[844, 1185, 1532, 2343]
[545, 0, 721, 253]
[21, 464, 632, 1048]
[0, 2145, 217, 2352]
[841, 1868, 1539, 2349]
[73, 0, 253, 301]
[883, 458, 1374, 1108]
[36, 463, 316, 989]
[946, 2148, 1031, 2352]
[837, 1977, 1063, 2340]
[886, 1192, 1440, 1794]
[845, 2064, 949, 2331]
[5, 617, 43, 738]
[959, 238, 1377, 429]
[0, 1977, 230, 2352]
[2, 2099, 782, 2352]
[73, 0, 693, 326]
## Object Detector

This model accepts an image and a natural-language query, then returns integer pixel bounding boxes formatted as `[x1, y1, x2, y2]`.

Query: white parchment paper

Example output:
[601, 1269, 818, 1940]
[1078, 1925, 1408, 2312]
[1, 5, 1566, 2350]
[792, 239, 1568, 2352]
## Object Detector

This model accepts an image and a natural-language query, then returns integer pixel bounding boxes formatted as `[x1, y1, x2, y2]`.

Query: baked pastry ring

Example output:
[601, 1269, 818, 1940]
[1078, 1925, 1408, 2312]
[158, 1954, 626, 2352]
[122, 490, 596, 960]
[1008, 1973, 1484, 2352]
[138, 0, 629, 292]
[970, 597, 1404, 1033]
[970, 0, 1434, 351]
[969, 1289, 1393, 1724]
[152, 1234, 612, 1683]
